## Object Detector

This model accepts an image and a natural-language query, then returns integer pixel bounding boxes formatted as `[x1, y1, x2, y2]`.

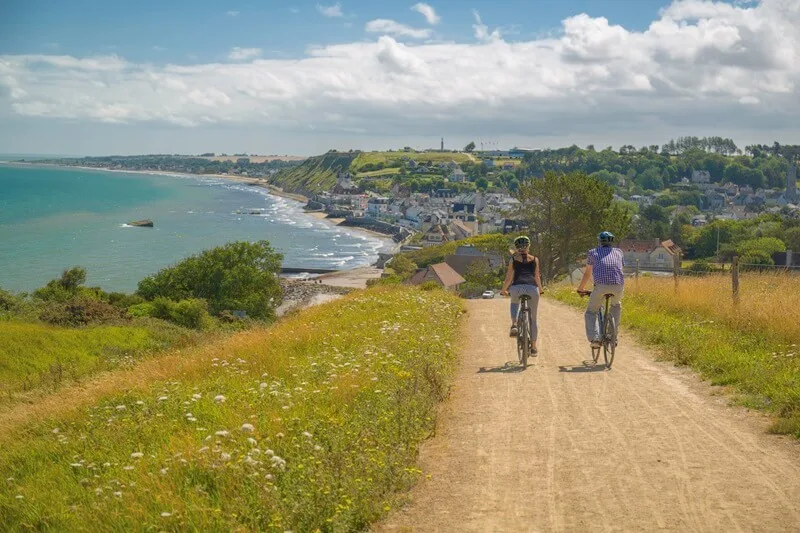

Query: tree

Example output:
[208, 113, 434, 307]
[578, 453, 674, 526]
[476, 177, 489, 191]
[137, 241, 283, 319]
[637, 167, 664, 190]
[512, 171, 632, 281]
[464, 141, 476, 152]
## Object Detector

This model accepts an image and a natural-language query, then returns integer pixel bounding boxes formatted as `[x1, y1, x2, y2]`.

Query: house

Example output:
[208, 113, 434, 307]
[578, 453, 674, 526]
[618, 238, 683, 269]
[691, 170, 711, 184]
[502, 162, 515, 170]
[448, 220, 474, 240]
[449, 167, 467, 183]
[421, 224, 451, 247]
[445, 253, 491, 278]
[407, 262, 466, 291]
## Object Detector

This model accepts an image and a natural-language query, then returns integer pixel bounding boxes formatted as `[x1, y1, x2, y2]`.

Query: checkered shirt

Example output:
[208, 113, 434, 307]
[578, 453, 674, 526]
[587, 246, 625, 285]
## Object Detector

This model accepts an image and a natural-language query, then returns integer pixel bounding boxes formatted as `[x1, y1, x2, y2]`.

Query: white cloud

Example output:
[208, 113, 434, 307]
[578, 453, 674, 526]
[1, 0, 798, 145]
[228, 47, 262, 61]
[412, 3, 440, 25]
[472, 10, 502, 42]
[226, 10, 240, 17]
[365, 19, 433, 39]
[316, 3, 343, 18]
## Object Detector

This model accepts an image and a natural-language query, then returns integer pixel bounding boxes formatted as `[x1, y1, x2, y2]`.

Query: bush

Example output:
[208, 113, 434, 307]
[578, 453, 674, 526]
[33, 267, 87, 302]
[137, 241, 283, 319]
[140, 297, 212, 330]
[107, 292, 145, 309]
[420, 281, 441, 291]
[689, 259, 714, 273]
[39, 297, 126, 327]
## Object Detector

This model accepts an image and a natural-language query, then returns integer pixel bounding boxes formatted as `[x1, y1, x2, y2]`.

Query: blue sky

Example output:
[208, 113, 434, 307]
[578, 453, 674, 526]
[1, 0, 798, 156]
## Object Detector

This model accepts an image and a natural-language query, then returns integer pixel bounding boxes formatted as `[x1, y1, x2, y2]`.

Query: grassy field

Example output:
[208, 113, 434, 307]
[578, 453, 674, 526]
[0, 321, 197, 401]
[354, 168, 401, 178]
[352, 151, 474, 172]
[0, 287, 465, 531]
[551, 272, 800, 437]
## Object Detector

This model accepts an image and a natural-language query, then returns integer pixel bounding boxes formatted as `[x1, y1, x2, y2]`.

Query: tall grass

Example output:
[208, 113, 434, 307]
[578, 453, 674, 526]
[0, 322, 172, 399]
[632, 272, 800, 344]
[551, 272, 800, 437]
[0, 286, 464, 531]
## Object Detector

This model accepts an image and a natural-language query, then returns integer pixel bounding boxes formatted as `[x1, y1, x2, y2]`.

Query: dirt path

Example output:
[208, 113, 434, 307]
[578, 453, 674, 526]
[376, 298, 800, 532]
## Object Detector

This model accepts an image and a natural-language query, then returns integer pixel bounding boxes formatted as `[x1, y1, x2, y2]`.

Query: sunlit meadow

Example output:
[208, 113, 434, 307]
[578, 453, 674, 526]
[0, 286, 465, 531]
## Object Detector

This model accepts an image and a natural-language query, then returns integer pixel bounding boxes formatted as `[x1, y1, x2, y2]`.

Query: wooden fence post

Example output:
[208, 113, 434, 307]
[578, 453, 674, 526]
[635, 259, 639, 280]
[673, 252, 681, 292]
[732, 255, 740, 305]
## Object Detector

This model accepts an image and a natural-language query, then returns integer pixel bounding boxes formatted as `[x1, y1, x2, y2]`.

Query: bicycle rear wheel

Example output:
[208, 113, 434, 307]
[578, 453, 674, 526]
[604, 316, 617, 369]
[592, 310, 603, 364]
[517, 310, 530, 368]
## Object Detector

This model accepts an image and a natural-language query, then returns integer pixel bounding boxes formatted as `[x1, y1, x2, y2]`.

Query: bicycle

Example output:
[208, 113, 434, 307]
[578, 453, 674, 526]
[578, 290, 616, 369]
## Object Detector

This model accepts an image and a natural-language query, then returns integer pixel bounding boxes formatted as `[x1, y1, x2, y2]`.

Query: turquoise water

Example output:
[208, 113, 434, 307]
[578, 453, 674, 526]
[0, 164, 389, 293]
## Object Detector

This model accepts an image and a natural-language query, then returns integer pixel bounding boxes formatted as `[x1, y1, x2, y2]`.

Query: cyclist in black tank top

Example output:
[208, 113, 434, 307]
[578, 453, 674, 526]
[500, 236, 544, 352]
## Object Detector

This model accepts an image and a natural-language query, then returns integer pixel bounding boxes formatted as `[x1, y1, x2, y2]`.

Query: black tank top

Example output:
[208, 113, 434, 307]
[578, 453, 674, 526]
[512, 255, 537, 286]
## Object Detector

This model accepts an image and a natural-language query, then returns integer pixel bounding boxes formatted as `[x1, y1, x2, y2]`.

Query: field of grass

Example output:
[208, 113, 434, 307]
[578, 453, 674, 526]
[269, 152, 358, 195]
[355, 168, 401, 178]
[0, 321, 197, 401]
[352, 151, 473, 172]
[0, 286, 464, 531]
[551, 272, 800, 437]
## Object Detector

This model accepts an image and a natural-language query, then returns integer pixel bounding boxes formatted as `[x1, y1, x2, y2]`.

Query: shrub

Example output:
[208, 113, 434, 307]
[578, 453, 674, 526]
[141, 297, 212, 330]
[137, 241, 283, 319]
[420, 281, 441, 291]
[39, 297, 126, 327]
[689, 259, 714, 273]
[107, 292, 145, 309]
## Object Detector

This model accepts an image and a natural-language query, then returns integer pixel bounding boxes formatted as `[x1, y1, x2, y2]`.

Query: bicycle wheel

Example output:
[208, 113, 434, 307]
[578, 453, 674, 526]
[518, 310, 530, 368]
[592, 310, 603, 364]
[604, 316, 617, 369]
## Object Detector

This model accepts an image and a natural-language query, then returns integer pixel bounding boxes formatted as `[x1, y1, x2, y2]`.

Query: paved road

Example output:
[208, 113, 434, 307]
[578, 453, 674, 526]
[376, 298, 800, 533]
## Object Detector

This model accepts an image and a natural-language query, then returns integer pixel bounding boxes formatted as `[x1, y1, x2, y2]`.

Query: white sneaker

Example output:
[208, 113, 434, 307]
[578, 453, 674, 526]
[590, 339, 602, 348]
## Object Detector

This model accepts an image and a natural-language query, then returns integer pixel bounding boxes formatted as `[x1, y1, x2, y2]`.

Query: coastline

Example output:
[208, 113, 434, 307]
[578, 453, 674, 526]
[2, 160, 395, 274]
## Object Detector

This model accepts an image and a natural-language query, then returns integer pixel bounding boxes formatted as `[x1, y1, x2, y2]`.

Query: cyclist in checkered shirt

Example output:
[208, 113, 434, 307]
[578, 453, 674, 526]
[577, 231, 624, 348]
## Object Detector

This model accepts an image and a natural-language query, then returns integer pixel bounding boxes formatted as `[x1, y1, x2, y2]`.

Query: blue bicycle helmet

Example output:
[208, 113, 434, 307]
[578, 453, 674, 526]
[598, 231, 614, 245]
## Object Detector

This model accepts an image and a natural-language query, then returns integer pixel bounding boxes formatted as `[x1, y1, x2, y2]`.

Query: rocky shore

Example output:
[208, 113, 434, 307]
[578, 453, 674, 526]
[276, 278, 353, 316]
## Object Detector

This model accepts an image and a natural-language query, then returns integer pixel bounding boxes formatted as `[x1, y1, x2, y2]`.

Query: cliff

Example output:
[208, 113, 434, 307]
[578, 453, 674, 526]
[268, 151, 359, 196]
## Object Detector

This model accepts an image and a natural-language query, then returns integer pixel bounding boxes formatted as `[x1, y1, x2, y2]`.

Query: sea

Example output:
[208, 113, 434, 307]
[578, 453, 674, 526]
[0, 162, 391, 293]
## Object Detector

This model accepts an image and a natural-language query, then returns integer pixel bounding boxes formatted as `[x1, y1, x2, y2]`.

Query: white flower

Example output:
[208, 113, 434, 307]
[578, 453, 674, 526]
[247, 437, 258, 446]
[265, 473, 273, 480]
[113, 491, 122, 498]
[275, 432, 284, 439]
[265, 449, 275, 456]
[220, 452, 232, 461]
[302, 431, 313, 438]
[192, 393, 202, 400]
[185, 412, 193, 418]
[158, 396, 168, 402]
[214, 395, 226, 403]
[198, 446, 209, 453]
[52, 428, 60, 434]
[314, 445, 322, 451]
[15, 495, 24, 500]
[116, 405, 126, 411]
[70, 463, 82, 468]
[130, 452, 144, 459]
[241, 423, 255, 433]
[160, 468, 168, 475]
[260, 382, 268, 390]
[135, 400, 144, 406]
[123, 466, 134, 471]
[215, 430, 230, 438]
[161, 512, 172, 517]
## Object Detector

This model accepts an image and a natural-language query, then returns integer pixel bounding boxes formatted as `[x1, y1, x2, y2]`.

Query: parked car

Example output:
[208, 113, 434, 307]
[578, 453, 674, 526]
[481, 290, 495, 299]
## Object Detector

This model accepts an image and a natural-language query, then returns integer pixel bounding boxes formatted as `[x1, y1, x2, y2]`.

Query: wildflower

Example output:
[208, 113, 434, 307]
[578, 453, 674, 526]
[214, 395, 226, 403]
[265, 449, 275, 456]
[52, 428, 60, 434]
[135, 400, 144, 406]
[114, 491, 122, 498]
[220, 453, 232, 461]
[192, 393, 202, 400]
[198, 447, 209, 453]
[276, 433, 284, 439]
[302, 431, 313, 438]
[260, 382, 268, 390]
[115, 405, 126, 411]
[130, 452, 144, 459]
[70, 463, 83, 468]
[241, 423, 255, 433]
[247, 437, 258, 446]
[160, 468, 168, 475]
[158, 396, 168, 402]
[15, 495, 23, 500]
[161, 512, 172, 517]
[215, 430, 230, 438]
[123, 466, 134, 471]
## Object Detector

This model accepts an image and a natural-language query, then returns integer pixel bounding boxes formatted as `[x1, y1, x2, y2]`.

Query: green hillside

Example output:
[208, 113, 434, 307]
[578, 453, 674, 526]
[268, 151, 359, 195]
